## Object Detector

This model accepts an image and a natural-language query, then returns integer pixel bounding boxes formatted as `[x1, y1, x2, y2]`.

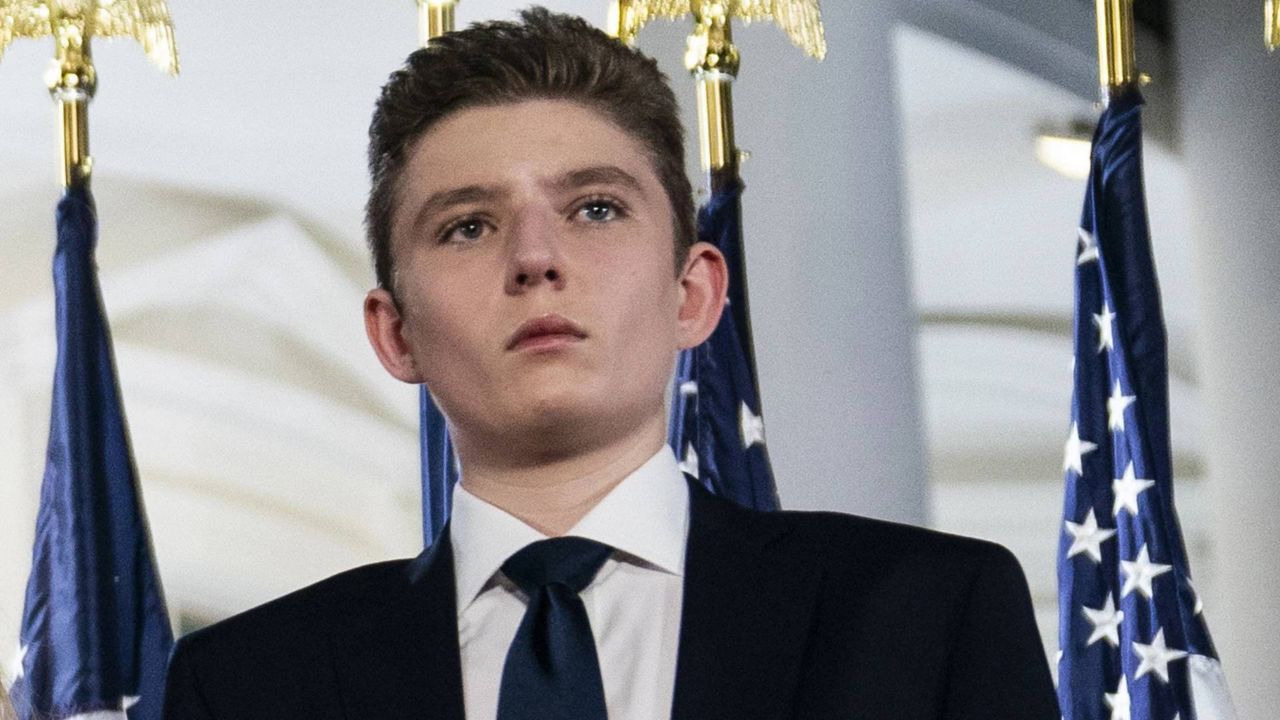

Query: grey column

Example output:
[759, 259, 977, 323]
[1172, 1, 1280, 716]
[733, 0, 927, 524]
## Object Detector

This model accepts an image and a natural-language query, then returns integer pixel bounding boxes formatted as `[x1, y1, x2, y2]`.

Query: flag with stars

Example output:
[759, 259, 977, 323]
[668, 178, 779, 510]
[1057, 88, 1236, 720]
[419, 385, 458, 546]
[10, 187, 173, 720]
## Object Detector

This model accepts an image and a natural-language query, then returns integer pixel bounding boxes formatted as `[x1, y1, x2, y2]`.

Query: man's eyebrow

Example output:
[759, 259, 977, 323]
[408, 184, 504, 234]
[553, 165, 648, 196]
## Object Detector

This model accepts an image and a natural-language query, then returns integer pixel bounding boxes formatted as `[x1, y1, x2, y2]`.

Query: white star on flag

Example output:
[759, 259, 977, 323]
[679, 442, 699, 478]
[1121, 544, 1172, 599]
[1065, 508, 1117, 563]
[739, 402, 765, 449]
[679, 380, 698, 397]
[1082, 594, 1125, 647]
[1132, 628, 1188, 683]
[1105, 675, 1131, 720]
[1094, 303, 1117, 353]
[1112, 461, 1155, 516]
[1077, 227, 1100, 265]
[1063, 421, 1099, 476]
[1107, 381, 1136, 432]
[123, 695, 142, 711]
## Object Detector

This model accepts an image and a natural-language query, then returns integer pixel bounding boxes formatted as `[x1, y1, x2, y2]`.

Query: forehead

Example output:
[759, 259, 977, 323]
[394, 99, 662, 214]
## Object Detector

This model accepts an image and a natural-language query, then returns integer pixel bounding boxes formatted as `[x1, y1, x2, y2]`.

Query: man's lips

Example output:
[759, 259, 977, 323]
[506, 314, 588, 351]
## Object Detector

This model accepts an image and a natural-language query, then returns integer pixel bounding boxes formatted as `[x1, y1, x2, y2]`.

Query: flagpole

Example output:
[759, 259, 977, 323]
[609, 1, 826, 192]
[0, 1, 179, 188]
[1094, 0, 1139, 104]
[417, 0, 459, 45]
[47, 16, 96, 189]
[1267, 0, 1279, 51]
[687, 7, 740, 193]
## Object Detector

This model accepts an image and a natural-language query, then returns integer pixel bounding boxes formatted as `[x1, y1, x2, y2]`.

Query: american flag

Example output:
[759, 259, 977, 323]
[419, 385, 458, 546]
[1056, 88, 1236, 720]
[10, 187, 173, 720]
[668, 179, 779, 511]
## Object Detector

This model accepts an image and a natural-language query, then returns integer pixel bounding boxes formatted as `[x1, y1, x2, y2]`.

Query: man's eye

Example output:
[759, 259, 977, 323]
[577, 200, 621, 223]
[442, 219, 487, 244]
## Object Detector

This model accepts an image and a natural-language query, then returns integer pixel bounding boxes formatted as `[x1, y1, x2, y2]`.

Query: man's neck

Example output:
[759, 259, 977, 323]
[456, 416, 667, 536]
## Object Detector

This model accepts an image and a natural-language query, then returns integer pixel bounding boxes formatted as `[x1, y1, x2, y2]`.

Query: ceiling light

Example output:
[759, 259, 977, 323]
[1035, 119, 1096, 181]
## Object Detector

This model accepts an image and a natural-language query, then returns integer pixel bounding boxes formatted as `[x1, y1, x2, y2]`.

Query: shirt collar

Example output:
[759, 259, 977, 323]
[449, 445, 689, 615]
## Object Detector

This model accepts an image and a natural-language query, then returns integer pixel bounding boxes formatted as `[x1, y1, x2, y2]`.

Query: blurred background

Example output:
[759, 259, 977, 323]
[1, 0, 1276, 716]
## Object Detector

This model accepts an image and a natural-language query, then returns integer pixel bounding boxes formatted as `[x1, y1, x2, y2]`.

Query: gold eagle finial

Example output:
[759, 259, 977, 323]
[1, 0, 179, 73]
[608, 0, 826, 62]
[2, 0, 178, 186]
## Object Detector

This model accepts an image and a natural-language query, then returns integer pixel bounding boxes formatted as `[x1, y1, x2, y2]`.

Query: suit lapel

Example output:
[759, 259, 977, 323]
[671, 481, 821, 720]
[330, 531, 466, 720]
[325, 485, 818, 719]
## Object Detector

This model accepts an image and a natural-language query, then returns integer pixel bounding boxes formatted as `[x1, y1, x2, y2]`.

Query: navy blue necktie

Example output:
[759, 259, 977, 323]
[496, 536, 613, 720]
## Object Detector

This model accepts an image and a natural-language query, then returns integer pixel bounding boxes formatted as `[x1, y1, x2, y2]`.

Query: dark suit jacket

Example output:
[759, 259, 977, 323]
[163, 481, 1060, 719]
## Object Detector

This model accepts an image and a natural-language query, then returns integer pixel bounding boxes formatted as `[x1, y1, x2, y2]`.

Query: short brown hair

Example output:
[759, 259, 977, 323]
[366, 7, 695, 295]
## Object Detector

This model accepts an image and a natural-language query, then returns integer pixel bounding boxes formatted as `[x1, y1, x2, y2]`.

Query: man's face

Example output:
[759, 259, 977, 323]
[373, 99, 708, 458]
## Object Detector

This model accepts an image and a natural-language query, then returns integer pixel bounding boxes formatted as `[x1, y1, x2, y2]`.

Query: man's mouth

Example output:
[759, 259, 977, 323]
[506, 314, 588, 351]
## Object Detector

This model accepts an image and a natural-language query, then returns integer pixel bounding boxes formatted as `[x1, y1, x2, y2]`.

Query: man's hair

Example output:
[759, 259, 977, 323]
[366, 7, 696, 295]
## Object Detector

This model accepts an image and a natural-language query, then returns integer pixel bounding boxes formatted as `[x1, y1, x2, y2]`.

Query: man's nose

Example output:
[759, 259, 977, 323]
[505, 209, 566, 294]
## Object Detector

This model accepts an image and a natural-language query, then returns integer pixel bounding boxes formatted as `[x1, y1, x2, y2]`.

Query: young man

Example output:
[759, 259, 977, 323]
[163, 9, 1059, 719]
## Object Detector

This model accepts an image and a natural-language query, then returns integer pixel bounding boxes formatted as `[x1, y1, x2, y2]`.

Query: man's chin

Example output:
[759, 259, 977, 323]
[506, 401, 633, 457]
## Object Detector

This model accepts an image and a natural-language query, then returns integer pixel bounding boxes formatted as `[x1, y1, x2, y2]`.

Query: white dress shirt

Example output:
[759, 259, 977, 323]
[450, 446, 689, 720]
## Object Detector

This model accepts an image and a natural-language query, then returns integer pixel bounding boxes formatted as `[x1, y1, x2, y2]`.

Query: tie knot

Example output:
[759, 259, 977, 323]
[501, 537, 613, 595]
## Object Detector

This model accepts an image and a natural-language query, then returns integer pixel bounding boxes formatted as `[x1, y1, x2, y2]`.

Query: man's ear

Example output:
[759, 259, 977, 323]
[364, 287, 426, 384]
[676, 241, 729, 349]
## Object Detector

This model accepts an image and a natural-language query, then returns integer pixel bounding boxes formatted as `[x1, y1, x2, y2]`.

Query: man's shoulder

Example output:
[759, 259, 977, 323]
[729, 497, 1020, 576]
[690, 494, 1058, 718]
[706, 495, 1030, 610]
[175, 557, 416, 660]
[164, 558, 430, 718]
[810, 506, 1010, 557]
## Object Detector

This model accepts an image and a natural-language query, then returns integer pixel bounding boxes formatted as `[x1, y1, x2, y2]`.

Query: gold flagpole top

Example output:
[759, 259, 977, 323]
[1, 0, 179, 188]
[417, 0, 458, 46]
[1267, 0, 1279, 52]
[608, 0, 825, 186]
[609, 0, 825, 61]
[1095, 0, 1139, 103]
